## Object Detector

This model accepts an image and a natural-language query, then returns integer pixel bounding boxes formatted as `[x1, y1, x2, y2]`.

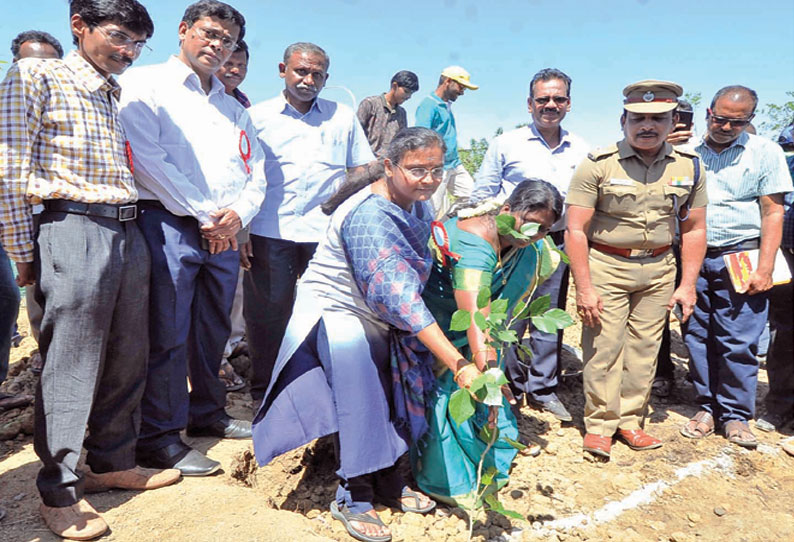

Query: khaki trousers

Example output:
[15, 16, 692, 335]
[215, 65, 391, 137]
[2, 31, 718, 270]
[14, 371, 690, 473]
[582, 248, 675, 436]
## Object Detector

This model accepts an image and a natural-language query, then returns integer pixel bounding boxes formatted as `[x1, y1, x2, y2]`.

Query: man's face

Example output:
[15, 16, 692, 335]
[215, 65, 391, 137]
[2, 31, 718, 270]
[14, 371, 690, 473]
[442, 79, 465, 102]
[622, 111, 675, 153]
[178, 16, 240, 78]
[16, 41, 60, 61]
[71, 15, 147, 76]
[279, 51, 328, 106]
[528, 78, 571, 131]
[392, 85, 414, 106]
[706, 96, 755, 148]
[216, 50, 248, 92]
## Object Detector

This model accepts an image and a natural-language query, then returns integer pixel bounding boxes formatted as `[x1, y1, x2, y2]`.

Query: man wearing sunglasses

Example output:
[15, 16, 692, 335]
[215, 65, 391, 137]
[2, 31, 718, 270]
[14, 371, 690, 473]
[0, 1, 185, 539]
[118, 0, 266, 476]
[682, 86, 793, 450]
[470, 68, 589, 422]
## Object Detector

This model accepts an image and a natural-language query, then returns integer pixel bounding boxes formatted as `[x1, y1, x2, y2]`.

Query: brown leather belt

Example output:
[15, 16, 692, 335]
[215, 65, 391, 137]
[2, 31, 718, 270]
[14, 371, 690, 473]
[591, 242, 671, 259]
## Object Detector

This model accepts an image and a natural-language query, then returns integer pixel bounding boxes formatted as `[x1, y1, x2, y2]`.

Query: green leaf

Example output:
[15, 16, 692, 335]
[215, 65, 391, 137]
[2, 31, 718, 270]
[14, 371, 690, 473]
[488, 312, 507, 325]
[448, 388, 476, 425]
[503, 436, 527, 451]
[529, 295, 550, 316]
[491, 298, 509, 314]
[449, 309, 471, 331]
[512, 299, 529, 320]
[483, 367, 509, 387]
[479, 424, 500, 444]
[495, 214, 530, 240]
[476, 287, 491, 309]
[499, 508, 526, 520]
[495, 329, 518, 344]
[553, 245, 570, 264]
[480, 466, 498, 487]
[519, 222, 540, 237]
[468, 373, 489, 397]
[517, 343, 533, 361]
[531, 308, 574, 334]
[483, 495, 525, 520]
[473, 311, 487, 331]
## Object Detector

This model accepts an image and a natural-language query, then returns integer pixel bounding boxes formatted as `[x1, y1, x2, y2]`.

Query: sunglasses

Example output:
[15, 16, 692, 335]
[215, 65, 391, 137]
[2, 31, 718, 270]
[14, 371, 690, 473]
[707, 108, 754, 127]
[533, 96, 570, 106]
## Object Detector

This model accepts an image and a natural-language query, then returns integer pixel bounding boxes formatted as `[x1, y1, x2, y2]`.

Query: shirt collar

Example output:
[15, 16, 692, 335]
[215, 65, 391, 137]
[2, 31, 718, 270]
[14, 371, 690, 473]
[380, 93, 396, 113]
[617, 139, 673, 162]
[64, 50, 121, 99]
[166, 55, 225, 97]
[429, 93, 448, 108]
[278, 89, 324, 116]
[527, 122, 572, 149]
[699, 130, 749, 154]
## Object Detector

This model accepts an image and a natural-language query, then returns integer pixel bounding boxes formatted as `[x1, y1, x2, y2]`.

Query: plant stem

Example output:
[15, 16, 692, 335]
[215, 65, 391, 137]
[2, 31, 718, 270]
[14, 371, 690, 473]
[468, 412, 499, 542]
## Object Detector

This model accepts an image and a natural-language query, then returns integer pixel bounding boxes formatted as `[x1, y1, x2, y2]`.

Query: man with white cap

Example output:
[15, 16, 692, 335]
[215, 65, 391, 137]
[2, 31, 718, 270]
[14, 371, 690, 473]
[565, 80, 708, 459]
[415, 65, 478, 217]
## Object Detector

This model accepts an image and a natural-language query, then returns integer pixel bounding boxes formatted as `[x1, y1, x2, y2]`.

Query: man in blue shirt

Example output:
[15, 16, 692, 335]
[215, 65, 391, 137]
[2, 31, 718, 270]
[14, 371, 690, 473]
[244, 42, 374, 407]
[415, 65, 478, 217]
[757, 123, 794, 435]
[470, 68, 588, 421]
[681, 86, 793, 449]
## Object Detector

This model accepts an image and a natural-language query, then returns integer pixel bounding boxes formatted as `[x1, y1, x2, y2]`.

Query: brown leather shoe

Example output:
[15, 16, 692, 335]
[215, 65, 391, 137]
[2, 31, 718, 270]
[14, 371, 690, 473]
[617, 429, 662, 450]
[40, 499, 108, 540]
[583, 433, 612, 458]
[84, 465, 181, 493]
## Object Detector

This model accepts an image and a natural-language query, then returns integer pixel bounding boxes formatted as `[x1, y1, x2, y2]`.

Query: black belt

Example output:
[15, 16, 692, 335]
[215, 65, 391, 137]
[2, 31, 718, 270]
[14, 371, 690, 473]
[706, 238, 760, 255]
[43, 200, 137, 221]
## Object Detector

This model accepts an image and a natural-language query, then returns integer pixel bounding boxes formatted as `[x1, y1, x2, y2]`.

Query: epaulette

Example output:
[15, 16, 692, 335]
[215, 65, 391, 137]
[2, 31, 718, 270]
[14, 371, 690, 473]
[587, 144, 619, 161]
[672, 145, 699, 158]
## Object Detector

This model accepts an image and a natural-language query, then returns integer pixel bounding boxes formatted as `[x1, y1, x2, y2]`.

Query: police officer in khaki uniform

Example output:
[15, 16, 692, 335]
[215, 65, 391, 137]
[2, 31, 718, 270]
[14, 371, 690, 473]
[565, 80, 708, 459]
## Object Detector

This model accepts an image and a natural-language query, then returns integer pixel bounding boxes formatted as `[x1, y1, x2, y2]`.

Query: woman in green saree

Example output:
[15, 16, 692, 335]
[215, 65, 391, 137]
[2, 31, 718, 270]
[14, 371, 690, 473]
[413, 179, 563, 506]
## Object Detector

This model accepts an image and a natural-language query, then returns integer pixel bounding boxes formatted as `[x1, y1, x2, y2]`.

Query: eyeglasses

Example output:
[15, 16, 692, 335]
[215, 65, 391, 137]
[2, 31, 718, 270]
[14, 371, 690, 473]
[397, 164, 445, 181]
[193, 26, 239, 51]
[533, 96, 570, 106]
[708, 109, 754, 127]
[96, 26, 151, 54]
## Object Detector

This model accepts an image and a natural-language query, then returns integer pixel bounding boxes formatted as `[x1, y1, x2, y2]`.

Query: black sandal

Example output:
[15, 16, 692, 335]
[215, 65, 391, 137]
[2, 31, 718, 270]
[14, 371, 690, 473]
[329, 501, 391, 542]
[377, 487, 436, 514]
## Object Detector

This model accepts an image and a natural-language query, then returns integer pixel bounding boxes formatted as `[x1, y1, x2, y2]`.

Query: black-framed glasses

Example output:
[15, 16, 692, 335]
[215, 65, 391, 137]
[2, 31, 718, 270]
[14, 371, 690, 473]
[708, 109, 754, 127]
[397, 164, 445, 181]
[96, 26, 151, 54]
[533, 96, 570, 106]
[193, 26, 238, 51]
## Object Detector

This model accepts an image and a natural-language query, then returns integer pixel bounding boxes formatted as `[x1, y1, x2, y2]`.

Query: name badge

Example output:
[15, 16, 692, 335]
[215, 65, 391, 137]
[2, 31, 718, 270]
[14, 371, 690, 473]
[609, 178, 634, 186]
[669, 177, 693, 187]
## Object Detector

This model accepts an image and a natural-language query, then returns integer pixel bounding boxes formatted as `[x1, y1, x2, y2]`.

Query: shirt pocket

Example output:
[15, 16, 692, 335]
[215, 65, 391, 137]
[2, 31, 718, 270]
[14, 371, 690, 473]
[598, 183, 639, 217]
[661, 185, 692, 217]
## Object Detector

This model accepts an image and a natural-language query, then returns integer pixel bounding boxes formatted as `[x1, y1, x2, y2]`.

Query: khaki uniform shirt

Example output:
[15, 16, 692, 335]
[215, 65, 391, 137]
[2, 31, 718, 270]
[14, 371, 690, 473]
[566, 140, 708, 249]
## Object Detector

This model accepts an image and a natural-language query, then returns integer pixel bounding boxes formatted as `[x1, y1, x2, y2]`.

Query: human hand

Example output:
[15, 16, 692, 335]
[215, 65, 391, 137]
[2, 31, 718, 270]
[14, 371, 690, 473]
[454, 363, 482, 390]
[576, 288, 603, 327]
[15, 262, 35, 287]
[207, 238, 232, 254]
[744, 270, 774, 295]
[201, 208, 242, 242]
[240, 241, 253, 269]
[667, 126, 693, 145]
[668, 285, 696, 323]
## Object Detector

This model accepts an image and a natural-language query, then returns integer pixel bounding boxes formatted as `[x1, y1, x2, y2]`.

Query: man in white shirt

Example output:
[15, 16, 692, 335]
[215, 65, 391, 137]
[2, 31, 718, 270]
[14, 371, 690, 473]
[470, 68, 589, 421]
[244, 42, 374, 407]
[118, 0, 266, 476]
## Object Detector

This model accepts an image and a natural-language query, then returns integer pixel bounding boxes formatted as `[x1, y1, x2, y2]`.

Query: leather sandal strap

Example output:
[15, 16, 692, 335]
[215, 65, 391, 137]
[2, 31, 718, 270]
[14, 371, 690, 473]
[341, 508, 386, 528]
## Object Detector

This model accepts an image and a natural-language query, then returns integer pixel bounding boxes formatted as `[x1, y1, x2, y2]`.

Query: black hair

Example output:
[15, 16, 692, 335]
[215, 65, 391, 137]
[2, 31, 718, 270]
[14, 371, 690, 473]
[391, 70, 419, 93]
[709, 85, 759, 115]
[505, 179, 563, 223]
[529, 68, 572, 98]
[69, 0, 154, 46]
[11, 30, 64, 60]
[283, 42, 329, 70]
[235, 39, 249, 62]
[321, 127, 445, 215]
[182, 0, 246, 42]
[676, 99, 693, 112]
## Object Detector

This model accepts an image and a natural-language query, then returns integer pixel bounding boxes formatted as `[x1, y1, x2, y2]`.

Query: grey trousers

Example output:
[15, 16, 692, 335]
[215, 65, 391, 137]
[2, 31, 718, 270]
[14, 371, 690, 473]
[33, 211, 150, 507]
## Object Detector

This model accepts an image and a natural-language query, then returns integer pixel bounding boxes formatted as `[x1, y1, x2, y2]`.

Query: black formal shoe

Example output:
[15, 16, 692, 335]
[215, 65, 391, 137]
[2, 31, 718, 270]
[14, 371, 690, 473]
[136, 441, 220, 477]
[528, 395, 573, 422]
[186, 416, 252, 439]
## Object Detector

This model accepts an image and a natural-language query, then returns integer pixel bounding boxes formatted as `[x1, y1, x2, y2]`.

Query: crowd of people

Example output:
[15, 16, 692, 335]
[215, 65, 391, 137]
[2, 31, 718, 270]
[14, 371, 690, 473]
[0, 1, 792, 541]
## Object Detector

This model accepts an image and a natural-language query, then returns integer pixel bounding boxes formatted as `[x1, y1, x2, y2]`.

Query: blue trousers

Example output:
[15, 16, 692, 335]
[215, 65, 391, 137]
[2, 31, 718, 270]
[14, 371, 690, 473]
[685, 249, 768, 424]
[136, 204, 239, 452]
[1, 244, 20, 384]
[764, 248, 794, 418]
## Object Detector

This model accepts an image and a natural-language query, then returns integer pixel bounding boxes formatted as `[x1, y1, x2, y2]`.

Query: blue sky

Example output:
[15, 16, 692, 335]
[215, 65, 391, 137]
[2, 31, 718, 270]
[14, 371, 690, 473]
[1, 0, 793, 149]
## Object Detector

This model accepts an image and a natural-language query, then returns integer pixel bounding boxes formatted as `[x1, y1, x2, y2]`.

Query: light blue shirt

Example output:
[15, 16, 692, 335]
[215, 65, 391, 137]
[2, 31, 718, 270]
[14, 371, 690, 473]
[118, 56, 266, 227]
[248, 92, 374, 243]
[470, 124, 589, 231]
[696, 132, 793, 247]
[415, 94, 460, 169]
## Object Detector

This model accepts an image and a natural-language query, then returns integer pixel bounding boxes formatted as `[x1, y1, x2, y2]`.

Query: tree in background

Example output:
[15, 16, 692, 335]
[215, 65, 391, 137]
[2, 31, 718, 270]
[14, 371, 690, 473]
[460, 128, 502, 176]
[759, 91, 794, 136]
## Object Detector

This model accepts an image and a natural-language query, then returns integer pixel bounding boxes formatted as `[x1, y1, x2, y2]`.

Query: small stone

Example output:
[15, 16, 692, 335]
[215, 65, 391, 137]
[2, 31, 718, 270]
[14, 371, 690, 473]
[686, 512, 701, 523]
[556, 429, 566, 437]
[546, 442, 558, 455]
[13, 493, 25, 501]
[713, 506, 726, 517]
[510, 489, 524, 499]
[306, 510, 319, 519]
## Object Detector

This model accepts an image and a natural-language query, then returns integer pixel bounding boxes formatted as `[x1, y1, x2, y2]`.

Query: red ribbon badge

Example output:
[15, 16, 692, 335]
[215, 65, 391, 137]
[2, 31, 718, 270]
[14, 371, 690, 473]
[431, 221, 461, 266]
[239, 130, 251, 175]
[125, 140, 134, 174]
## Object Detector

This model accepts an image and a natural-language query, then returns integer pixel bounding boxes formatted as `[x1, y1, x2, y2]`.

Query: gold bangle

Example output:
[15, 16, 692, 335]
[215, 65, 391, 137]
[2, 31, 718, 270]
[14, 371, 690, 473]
[453, 363, 475, 382]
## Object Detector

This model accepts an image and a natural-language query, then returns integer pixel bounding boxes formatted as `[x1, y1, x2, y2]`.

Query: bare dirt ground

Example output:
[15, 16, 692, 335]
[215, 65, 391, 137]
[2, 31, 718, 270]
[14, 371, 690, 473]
[2, 294, 793, 542]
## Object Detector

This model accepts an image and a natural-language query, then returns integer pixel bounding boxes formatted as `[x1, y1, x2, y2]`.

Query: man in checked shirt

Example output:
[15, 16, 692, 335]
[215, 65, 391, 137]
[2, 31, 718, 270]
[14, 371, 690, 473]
[0, 1, 180, 539]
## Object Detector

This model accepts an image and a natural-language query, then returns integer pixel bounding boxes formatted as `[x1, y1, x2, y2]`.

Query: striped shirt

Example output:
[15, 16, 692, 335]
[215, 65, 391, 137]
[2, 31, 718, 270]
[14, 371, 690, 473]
[0, 51, 136, 262]
[696, 132, 793, 248]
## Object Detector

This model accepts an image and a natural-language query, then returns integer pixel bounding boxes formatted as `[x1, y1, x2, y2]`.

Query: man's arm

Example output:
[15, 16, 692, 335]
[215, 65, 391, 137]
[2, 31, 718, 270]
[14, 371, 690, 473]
[670, 206, 706, 320]
[745, 193, 785, 294]
[356, 98, 373, 139]
[470, 139, 504, 203]
[565, 204, 601, 327]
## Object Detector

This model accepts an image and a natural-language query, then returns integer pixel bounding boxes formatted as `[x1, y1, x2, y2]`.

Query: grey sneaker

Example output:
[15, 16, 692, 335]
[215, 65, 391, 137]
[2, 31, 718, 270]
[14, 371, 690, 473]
[756, 413, 792, 433]
[529, 396, 573, 422]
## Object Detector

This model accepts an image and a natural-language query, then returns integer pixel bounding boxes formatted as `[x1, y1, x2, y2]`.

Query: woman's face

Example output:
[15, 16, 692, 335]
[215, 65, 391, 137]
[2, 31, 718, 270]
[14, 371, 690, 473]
[384, 145, 444, 210]
[501, 205, 556, 248]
